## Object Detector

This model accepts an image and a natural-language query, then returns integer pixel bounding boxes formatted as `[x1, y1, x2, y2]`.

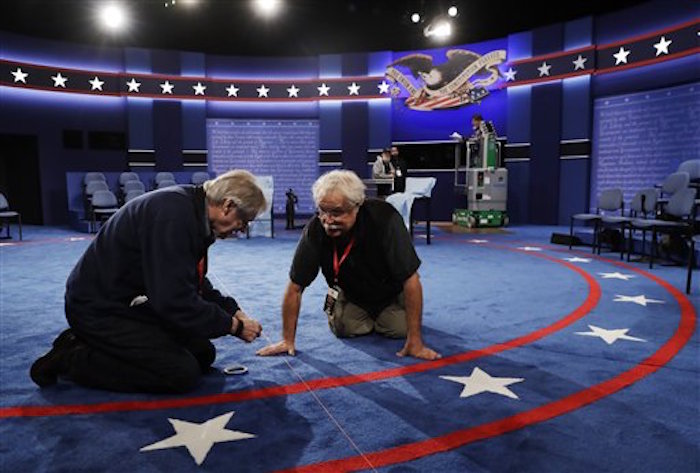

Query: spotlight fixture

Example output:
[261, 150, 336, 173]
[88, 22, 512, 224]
[424, 20, 452, 39]
[99, 3, 128, 31]
[448, 6, 458, 17]
[253, 0, 282, 18]
[411, 13, 421, 23]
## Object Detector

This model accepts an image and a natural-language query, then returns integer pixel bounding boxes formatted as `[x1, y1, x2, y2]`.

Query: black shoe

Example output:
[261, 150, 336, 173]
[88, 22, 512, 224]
[30, 329, 81, 387]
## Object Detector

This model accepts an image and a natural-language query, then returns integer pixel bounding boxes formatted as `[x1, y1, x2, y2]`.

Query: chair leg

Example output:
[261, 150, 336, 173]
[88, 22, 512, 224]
[591, 222, 598, 254]
[17, 214, 22, 241]
[619, 224, 625, 260]
[569, 218, 574, 250]
[686, 238, 695, 294]
[650, 229, 656, 269]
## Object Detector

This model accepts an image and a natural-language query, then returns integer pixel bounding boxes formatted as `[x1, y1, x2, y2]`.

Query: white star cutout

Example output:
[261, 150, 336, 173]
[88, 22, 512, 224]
[598, 272, 636, 280]
[126, 78, 141, 92]
[140, 411, 255, 466]
[378, 80, 390, 93]
[348, 82, 360, 95]
[537, 62, 551, 77]
[653, 36, 672, 56]
[564, 257, 591, 263]
[317, 83, 330, 96]
[503, 67, 517, 81]
[613, 294, 664, 307]
[257, 84, 270, 97]
[193, 82, 206, 95]
[440, 367, 525, 400]
[517, 246, 542, 252]
[88, 76, 104, 91]
[287, 84, 300, 97]
[225, 84, 239, 97]
[468, 239, 488, 244]
[572, 55, 588, 71]
[613, 47, 631, 65]
[51, 72, 67, 88]
[575, 325, 646, 345]
[160, 80, 174, 94]
[11, 67, 28, 83]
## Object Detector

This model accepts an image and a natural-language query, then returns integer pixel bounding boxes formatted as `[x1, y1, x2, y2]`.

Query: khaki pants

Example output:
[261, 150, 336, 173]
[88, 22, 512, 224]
[327, 289, 407, 339]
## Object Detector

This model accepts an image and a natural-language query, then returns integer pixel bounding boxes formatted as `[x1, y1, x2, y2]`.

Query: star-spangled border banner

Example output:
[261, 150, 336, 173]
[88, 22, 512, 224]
[501, 18, 698, 87]
[0, 59, 388, 102]
[0, 19, 697, 100]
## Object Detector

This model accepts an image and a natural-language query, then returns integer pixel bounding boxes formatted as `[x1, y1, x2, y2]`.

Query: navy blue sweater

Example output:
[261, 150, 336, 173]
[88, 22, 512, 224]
[65, 185, 237, 339]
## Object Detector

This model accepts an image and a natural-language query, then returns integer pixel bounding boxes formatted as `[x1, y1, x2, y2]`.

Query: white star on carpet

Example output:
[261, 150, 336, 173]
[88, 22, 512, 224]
[256, 84, 270, 97]
[613, 294, 664, 306]
[503, 67, 517, 81]
[0, 242, 16, 247]
[613, 47, 631, 65]
[378, 80, 390, 93]
[317, 83, 330, 96]
[564, 257, 591, 263]
[518, 246, 542, 252]
[572, 55, 587, 71]
[537, 62, 551, 77]
[126, 78, 141, 92]
[348, 82, 360, 95]
[575, 325, 646, 345]
[287, 85, 300, 97]
[440, 367, 524, 399]
[160, 80, 174, 94]
[140, 411, 255, 466]
[51, 72, 67, 88]
[598, 272, 636, 280]
[88, 76, 104, 91]
[11, 67, 28, 83]
[193, 82, 207, 95]
[653, 36, 672, 56]
[468, 239, 488, 244]
[226, 84, 239, 97]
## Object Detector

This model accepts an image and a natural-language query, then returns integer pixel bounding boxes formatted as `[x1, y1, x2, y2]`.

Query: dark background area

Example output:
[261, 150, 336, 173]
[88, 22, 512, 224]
[0, 0, 647, 56]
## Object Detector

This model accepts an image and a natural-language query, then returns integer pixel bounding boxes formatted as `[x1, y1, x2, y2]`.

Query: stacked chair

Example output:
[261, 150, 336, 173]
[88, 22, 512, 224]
[191, 171, 210, 185]
[154, 172, 175, 189]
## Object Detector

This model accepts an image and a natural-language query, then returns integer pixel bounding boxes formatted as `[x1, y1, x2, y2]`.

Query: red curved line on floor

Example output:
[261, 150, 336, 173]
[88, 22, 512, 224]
[270, 256, 697, 473]
[0, 247, 600, 419]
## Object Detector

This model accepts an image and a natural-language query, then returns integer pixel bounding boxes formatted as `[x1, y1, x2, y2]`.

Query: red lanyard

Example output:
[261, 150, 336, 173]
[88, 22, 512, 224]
[333, 237, 355, 283]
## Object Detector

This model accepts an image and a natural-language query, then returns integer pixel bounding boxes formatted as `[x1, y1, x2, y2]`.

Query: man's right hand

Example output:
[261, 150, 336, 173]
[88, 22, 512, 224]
[256, 340, 295, 356]
[233, 316, 263, 343]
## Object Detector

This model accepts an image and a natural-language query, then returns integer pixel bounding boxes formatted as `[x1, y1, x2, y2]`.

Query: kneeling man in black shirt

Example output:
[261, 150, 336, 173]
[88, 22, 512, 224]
[257, 170, 440, 361]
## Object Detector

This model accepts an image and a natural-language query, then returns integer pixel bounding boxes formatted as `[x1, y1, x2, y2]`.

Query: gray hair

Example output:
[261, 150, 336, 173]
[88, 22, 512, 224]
[312, 170, 366, 207]
[203, 170, 266, 221]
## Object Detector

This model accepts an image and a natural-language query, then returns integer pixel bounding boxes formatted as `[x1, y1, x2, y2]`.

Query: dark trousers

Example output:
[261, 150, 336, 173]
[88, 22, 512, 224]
[63, 304, 215, 393]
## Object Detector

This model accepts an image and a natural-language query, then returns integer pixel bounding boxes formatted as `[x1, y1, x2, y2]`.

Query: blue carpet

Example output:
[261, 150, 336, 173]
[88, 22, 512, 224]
[0, 224, 698, 472]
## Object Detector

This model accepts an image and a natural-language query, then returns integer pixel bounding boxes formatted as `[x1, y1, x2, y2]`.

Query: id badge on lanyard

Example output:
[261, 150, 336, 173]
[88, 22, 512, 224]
[324, 237, 354, 316]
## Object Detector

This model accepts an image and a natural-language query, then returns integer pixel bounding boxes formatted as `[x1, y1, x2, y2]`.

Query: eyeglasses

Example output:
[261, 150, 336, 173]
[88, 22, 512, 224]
[317, 205, 355, 219]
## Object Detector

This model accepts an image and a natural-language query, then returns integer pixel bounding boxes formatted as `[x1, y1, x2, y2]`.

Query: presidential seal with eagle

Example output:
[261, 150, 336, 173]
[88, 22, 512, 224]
[385, 49, 506, 111]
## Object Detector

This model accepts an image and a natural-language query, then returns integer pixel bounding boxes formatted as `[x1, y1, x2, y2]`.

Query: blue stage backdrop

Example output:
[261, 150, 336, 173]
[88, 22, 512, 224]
[206, 119, 319, 214]
[591, 82, 700, 208]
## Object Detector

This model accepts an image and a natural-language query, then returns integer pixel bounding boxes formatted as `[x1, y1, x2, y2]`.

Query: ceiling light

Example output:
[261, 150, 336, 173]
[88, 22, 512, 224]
[99, 3, 128, 31]
[411, 13, 421, 23]
[448, 6, 458, 17]
[253, 0, 282, 17]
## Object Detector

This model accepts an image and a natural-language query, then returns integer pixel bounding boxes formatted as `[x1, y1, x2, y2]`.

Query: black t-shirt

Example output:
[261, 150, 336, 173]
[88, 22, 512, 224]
[290, 199, 421, 314]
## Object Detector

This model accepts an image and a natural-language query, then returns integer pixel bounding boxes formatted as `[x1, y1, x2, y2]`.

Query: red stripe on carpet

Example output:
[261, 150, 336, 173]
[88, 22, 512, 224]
[0, 245, 599, 419]
[269, 252, 696, 472]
